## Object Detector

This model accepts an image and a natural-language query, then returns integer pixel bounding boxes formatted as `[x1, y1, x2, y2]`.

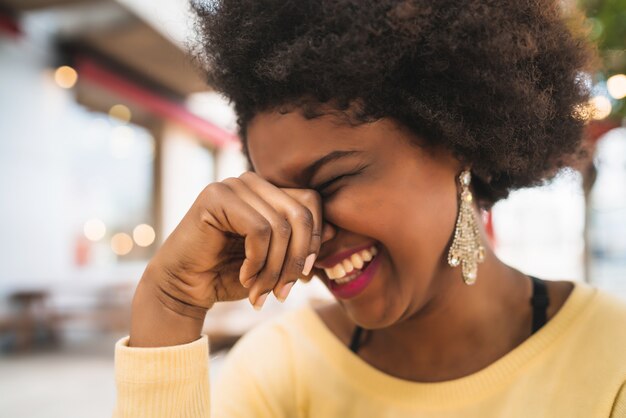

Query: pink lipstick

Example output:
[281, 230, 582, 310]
[326, 247, 381, 299]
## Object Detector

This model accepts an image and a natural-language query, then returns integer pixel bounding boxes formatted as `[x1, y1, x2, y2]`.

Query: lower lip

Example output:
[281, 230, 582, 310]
[327, 249, 381, 299]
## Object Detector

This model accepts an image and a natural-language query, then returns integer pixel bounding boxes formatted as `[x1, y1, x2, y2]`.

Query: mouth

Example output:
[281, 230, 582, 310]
[318, 243, 382, 300]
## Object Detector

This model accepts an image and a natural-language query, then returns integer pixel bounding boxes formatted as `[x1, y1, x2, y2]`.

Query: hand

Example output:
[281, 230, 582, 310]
[129, 171, 323, 346]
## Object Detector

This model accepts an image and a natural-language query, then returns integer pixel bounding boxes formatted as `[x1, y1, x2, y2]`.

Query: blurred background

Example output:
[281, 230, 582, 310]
[0, 0, 624, 416]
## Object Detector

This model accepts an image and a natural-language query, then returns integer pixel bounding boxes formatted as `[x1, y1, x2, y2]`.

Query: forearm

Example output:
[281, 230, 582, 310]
[115, 271, 211, 418]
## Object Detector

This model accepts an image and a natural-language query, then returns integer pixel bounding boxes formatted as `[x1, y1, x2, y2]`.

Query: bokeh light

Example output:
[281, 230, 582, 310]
[607, 74, 626, 100]
[111, 233, 133, 256]
[83, 219, 106, 241]
[133, 224, 156, 247]
[590, 95, 612, 120]
[108, 104, 132, 123]
[54, 65, 78, 89]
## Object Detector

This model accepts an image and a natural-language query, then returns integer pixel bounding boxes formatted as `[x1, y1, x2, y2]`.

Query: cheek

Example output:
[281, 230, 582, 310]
[385, 187, 456, 270]
[326, 168, 457, 285]
[323, 173, 457, 264]
[320, 186, 387, 234]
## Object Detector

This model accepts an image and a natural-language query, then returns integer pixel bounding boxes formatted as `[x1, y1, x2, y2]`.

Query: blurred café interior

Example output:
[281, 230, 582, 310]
[0, 0, 625, 416]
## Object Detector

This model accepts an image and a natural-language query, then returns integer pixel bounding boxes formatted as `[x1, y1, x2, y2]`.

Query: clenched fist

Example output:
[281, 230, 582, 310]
[129, 171, 323, 347]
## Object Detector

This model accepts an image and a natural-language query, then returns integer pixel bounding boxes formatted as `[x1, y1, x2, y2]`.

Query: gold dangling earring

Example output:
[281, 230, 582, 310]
[447, 170, 485, 285]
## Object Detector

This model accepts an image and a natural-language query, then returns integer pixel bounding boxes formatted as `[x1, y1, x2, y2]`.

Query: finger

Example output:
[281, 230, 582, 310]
[238, 172, 316, 301]
[223, 176, 293, 307]
[201, 182, 272, 291]
[281, 188, 323, 283]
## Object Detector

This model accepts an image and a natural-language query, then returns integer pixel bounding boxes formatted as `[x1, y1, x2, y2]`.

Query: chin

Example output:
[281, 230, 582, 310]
[342, 294, 406, 330]
[315, 241, 413, 328]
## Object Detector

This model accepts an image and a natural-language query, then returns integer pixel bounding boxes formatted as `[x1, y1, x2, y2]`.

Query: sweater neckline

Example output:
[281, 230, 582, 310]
[299, 280, 597, 406]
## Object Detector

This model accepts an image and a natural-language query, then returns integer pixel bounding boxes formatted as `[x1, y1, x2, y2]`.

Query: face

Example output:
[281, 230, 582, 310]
[247, 110, 462, 329]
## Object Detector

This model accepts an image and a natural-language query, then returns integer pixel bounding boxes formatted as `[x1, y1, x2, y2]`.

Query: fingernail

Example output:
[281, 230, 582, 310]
[277, 281, 295, 303]
[302, 253, 316, 276]
[253, 292, 269, 310]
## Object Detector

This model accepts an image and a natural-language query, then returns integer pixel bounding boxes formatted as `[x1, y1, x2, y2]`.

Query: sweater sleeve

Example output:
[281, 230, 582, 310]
[112, 320, 298, 418]
[112, 335, 211, 418]
[611, 380, 626, 418]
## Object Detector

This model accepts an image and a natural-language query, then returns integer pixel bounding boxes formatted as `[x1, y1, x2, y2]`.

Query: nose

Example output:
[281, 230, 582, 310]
[320, 221, 336, 245]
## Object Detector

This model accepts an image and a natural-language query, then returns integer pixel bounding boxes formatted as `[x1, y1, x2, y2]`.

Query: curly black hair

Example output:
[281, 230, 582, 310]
[190, 0, 600, 207]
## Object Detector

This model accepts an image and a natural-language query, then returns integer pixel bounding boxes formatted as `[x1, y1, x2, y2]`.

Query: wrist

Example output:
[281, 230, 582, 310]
[129, 273, 208, 347]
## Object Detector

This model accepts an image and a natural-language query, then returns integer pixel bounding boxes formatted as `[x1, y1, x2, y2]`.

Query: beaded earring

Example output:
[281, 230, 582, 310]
[447, 170, 485, 285]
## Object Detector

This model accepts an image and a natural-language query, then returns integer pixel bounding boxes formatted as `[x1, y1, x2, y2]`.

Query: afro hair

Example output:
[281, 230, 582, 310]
[190, 0, 600, 207]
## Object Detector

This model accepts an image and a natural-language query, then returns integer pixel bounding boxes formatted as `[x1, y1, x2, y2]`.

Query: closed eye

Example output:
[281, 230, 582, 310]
[314, 164, 368, 197]
[316, 175, 347, 193]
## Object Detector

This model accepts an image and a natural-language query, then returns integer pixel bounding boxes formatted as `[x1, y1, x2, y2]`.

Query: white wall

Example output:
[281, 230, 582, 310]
[0, 34, 86, 291]
[160, 125, 215, 238]
[492, 171, 585, 281]
[0, 25, 152, 293]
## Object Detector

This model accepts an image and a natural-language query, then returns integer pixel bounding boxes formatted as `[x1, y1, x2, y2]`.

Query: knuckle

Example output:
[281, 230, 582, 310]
[311, 228, 322, 240]
[253, 220, 272, 237]
[245, 249, 266, 264]
[299, 207, 315, 229]
[290, 254, 306, 273]
[288, 205, 313, 226]
[246, 258, 265, 271]
[221, 177, 243, 188]
[261, 270, 281, 286]
[200, 183, 229, 207]
[300, 189, 322, 204]
[203, 182, 226, 196]
[273, 219, 292, 238]
[239, 171, 254, 180]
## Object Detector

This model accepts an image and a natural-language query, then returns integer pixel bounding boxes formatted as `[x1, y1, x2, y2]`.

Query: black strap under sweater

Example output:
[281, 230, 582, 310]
[349, 275, 550, 354]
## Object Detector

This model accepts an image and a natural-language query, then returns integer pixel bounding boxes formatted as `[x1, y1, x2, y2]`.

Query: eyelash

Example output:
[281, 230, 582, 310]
[315, 165, 367, 197]
[316, 176, 347, 196]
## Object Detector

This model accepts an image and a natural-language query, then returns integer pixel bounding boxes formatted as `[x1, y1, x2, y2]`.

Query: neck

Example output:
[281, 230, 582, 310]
[362, 219, 533, 382]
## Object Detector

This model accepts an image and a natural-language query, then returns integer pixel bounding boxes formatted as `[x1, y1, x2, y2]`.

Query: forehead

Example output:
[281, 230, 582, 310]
[246, 111, 367, 186]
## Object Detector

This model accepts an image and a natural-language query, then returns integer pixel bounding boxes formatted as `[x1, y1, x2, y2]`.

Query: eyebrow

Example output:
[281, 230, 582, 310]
[298, 150, 363, 185]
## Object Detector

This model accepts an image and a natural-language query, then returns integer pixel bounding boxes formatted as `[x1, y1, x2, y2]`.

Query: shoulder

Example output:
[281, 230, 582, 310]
[560, 281, 626, 344]
[559, 282, 626, 380]
[581, 282, 626, 333]
[588, 290, 626, 417]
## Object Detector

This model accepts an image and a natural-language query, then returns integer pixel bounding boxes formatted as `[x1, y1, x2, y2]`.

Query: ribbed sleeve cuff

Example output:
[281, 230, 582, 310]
[113, 336, 211, 418]
[115, 335, 209, 383]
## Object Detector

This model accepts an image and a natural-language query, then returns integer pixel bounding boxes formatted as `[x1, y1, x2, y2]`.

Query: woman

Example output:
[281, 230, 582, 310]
[113, 0, 626, 417]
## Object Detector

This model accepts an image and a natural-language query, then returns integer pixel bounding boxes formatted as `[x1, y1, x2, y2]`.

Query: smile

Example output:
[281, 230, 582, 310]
[324, 245, 377, 283]
[322, 244, 382, 300]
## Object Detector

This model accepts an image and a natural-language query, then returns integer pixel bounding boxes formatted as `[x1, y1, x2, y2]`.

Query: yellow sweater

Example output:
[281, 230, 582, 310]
[113, 280, 626, 417]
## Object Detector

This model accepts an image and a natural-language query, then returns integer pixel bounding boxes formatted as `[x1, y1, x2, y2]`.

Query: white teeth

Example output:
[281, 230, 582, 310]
[361, 249, 372, 262]
[324, 245, 378, 281]
[335, 274, 355, 284]
[330, 263, 345, 279]
[350, 253, 364, 269]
